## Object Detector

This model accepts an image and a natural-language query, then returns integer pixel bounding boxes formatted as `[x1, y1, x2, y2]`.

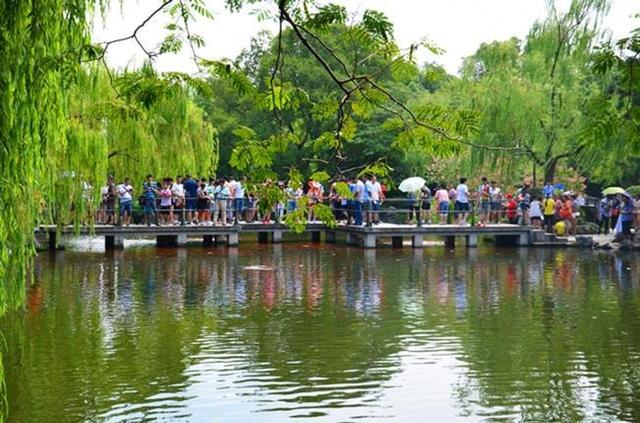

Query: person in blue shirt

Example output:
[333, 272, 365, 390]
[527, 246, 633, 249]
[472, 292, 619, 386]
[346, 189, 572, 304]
[183, 174, 199, 224]
[543, 181, 555, 198]
[620, 194, 634, 238]
[142, 174, 159, 226]
[597, 197, 612, 235]
[347, 178, 357, 225]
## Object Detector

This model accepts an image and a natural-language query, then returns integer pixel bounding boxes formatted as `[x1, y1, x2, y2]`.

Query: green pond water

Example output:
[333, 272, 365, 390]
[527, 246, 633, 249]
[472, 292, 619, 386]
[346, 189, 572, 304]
[2, 243, 640, 422]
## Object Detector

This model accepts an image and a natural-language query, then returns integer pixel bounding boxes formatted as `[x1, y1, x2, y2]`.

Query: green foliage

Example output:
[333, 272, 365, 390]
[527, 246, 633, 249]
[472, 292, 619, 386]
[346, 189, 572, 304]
[309, 171, 331, 183]
[283, 200, 336, 233]
[334, 181, 353, 199]
[626, 186, 640, 196]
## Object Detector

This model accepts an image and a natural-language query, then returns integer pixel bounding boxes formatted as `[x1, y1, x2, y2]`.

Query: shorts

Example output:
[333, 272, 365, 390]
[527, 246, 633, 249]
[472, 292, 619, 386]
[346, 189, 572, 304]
[106, 201, 115, 215]
[439, 201, 449, 215]
[197, 199, 209, 211]
[479, 200, 490, 213]
[455, 201, 470, 213]
[422, 201, 431, 210]
[160, 205, 171, 215]
[119, 200, 132, 215]
[186, 198, 197, 211]
[371, 201, 381, 211]
[234, 198, 244, 212]
[519, 203, 529, 211]
[490, 201, 501, 211]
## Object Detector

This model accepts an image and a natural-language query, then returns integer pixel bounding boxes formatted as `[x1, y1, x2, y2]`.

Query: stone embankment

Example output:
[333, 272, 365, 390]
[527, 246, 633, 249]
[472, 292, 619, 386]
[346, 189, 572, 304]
[531, 228, 640, 251]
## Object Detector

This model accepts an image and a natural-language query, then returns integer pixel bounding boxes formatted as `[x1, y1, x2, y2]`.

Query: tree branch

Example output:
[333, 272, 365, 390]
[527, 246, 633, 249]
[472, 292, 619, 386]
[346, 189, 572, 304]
[94, 0, 175, 61]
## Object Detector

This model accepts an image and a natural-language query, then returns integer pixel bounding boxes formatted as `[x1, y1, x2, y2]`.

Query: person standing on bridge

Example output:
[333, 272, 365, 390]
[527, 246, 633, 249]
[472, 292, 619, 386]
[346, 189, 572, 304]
[354, 176, 365, 226]
[455, 177, 470, 226]
[368, 175, 385, 224]
[477, 176, 491, 227]
[172, 176, 185, 225]
[434, 185, 449, 225]
[489, 180, 502, 223]
[143, 174, 160, 227]
[183, 174, 198, 225]
[117, 177, 133, 227]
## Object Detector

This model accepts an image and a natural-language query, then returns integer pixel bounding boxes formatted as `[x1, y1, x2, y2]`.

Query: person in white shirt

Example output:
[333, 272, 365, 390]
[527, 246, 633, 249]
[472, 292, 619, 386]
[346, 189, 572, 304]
[529, 196, 543, 229]
[354, 177, 365, 225]
[235, 177, 246, 222]
[455, 177, 470, 225]
[367, 175, 383, 224]
[171, 176, 185, 225]
[117, 177, 133, 226]
[489, 180, 502, 223]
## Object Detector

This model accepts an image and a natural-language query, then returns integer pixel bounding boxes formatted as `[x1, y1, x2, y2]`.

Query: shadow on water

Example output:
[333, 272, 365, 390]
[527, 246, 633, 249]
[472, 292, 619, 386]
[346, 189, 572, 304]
[1, 244, 640, 422]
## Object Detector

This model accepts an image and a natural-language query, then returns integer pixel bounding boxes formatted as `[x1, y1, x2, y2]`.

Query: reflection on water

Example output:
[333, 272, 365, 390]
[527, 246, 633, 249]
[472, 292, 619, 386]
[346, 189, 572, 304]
[3, 245, 640, 422]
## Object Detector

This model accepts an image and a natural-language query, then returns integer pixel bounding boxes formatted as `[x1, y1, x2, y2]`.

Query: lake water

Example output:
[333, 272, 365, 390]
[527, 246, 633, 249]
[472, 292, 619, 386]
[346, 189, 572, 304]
[2, 244, 640, 422]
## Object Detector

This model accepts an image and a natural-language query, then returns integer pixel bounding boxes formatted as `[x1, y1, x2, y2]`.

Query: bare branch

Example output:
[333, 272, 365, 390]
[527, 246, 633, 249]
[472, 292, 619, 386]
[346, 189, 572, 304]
[178, 0, 203, 70]
[94, 0, 175, 61]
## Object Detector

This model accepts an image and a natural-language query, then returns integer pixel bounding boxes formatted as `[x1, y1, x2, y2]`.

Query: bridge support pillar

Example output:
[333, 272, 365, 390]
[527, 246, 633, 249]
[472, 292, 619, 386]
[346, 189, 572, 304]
[105, 235, 124, 250]
[156, 235, 176, 248]
[346, 232, 357, 246]
[363, 234, 376, 249]
[48, 231, 65, 250]
[465, 234, 478, 248]
[518, 233, 529, 246]
[311, 231, 321, 243]
[176, 233, 188, 247]
[412, 235, 424, 248]
[227, 232, 239, 246]
[272, 230, 283, 243]
[258, 232, 269, 244]
[325, 231, 336, 243]
[392, 236, 403, 248]
[445, 236, 456, 248]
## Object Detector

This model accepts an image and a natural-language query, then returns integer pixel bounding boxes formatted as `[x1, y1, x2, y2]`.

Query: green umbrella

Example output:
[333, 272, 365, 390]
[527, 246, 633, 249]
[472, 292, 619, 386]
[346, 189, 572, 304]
[602, 186, 625, 196]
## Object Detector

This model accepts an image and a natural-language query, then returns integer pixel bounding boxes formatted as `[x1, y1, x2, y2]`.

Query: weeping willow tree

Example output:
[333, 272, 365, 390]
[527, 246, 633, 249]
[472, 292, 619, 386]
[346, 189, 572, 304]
[0, 0, 103, 311]
[0, 2, 96, 420]
[41, 65, 219, 225]
[448, 0, 611, 184]
[73, 66, 217, 182]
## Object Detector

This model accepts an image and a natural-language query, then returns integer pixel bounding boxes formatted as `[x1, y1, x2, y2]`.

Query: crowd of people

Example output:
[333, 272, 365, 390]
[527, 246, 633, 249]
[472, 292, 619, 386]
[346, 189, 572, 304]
[93, 173, 640, 238]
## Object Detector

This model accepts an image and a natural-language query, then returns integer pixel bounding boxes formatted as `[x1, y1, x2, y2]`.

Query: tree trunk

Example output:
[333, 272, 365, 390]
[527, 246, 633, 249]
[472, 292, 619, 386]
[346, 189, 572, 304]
[544, 159, 558, 184]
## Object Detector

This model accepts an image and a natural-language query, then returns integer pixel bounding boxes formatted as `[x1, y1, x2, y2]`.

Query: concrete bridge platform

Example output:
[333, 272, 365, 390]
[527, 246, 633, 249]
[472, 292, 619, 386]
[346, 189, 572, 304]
[37, 222, 531, 250]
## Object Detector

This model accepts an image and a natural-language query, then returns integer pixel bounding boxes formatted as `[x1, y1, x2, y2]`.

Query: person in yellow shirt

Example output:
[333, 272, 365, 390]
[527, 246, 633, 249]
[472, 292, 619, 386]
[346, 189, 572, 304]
[543, 194, 556, 233]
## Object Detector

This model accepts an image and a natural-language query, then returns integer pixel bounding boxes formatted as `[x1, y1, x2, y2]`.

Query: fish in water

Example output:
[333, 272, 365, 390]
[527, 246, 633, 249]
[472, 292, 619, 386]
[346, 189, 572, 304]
[243, 265, 273, 271]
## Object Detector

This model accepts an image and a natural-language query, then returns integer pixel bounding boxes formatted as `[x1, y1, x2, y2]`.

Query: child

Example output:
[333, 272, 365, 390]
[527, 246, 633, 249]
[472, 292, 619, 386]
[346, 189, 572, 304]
[159, 182, 173, 225]
[505, 194, 518, 225]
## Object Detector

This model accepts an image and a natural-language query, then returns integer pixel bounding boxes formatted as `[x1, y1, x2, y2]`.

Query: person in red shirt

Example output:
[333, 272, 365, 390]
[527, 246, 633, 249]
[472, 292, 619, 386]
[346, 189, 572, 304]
[505, 193, 518, 224]
[559, 196, 575, 236]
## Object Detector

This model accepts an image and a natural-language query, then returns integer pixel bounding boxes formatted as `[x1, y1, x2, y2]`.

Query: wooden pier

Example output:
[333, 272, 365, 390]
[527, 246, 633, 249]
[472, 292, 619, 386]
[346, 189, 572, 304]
[37, 222, 532, 250]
